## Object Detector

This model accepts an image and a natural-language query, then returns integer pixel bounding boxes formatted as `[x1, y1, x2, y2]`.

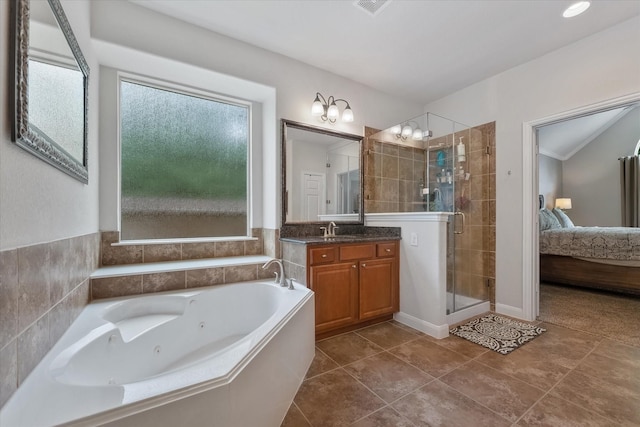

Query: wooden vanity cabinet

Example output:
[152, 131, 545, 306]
[308, 240, 399, 338]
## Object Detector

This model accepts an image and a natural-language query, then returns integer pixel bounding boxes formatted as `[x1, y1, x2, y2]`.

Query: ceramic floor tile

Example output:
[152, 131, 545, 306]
[389, 320, 424, 336]
[392, 381, 511, 427]
[316, 332, 384, 366]
[440, 360, 544, 422]
[573, 352, 640, 392]
[294, 369, 385, 427]
[475, 345, 569, 390]
[389, 337, 469, 378]
[351, 406, 415, 427]
[517, 394, 617, 427]
[354, 322, 421, 349]
[429, 334, 490, 359]
[592, 339, 640, 367]
[280, 402, 311, 427]
[343, 352, 433, 403]
[550, 370, 640, 425]
[520, 323, 601, 369]
[305, 347, 339, 379]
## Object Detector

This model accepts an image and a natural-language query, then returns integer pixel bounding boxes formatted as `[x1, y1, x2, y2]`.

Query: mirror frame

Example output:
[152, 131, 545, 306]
[11, 0, 90, 183]
[281, 119, 364, 227]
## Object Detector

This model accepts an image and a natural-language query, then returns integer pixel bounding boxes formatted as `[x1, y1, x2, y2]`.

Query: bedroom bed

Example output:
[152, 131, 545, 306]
[539, 225, 640, 295]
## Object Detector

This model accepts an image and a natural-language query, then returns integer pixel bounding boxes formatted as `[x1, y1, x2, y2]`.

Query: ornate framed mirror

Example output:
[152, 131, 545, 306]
[11, 0, 90, 183]
[282, 119, 364, 226]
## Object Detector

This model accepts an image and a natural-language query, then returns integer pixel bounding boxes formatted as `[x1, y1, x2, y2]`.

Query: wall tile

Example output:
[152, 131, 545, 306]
[382, 143, 399, 156]
[49, 238, 72, 304]
[381, 179, 399, 202]
[17, 315, 50, 385]
[182, 242, 216, 260]
[0, 340, 17, 408]
[143, 244, 181, 263]
[398, 146, 414, 159]
[282, 242, 306, 267]
[68, 279, 90, 322]
[92, 275, 142, 299]
[414, 148, 426, 163]
[244, 238, 263, 256]
[102, 243, 143, 266]
[381, 155, 399, 179]
[398, 158, 414, 181]
[0, 250, 19, 350]
[186, 268, 224, 289]
[224, 265, 257, 283]
[215, 241, 244, 257]
[17, 243, 51, 331]
[142, 271, 186, 293]
[49, 298, 71, 346]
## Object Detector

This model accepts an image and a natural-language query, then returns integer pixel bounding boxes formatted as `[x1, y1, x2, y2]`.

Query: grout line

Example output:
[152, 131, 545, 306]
[290, 401, 313, 427]
[434, 379, 514, 425]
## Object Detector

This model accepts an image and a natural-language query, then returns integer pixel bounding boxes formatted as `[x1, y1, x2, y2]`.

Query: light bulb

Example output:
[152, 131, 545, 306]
[413, 127, 423, 140]
[327, 102, 339, 120]
[311, 98, 324, 117]
[342, 106, 354, 122]
[390, 125, 402, 136]
[401, 125, 413, 138]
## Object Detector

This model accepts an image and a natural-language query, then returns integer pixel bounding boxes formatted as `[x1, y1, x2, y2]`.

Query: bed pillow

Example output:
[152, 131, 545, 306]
[552, 208, 575, 228]
[539, 208, 562, 231]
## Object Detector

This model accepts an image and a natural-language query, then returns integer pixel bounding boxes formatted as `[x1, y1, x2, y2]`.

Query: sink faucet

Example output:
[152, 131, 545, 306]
[262, 259, 286, 287]
[320, 221, 339, 238]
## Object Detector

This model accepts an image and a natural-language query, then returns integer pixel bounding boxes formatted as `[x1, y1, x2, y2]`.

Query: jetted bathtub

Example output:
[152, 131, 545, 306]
[0, 280, 315, 427]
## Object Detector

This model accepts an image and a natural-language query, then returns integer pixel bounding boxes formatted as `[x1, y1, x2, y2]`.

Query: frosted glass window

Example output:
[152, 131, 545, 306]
[120, 81, 249, 240]
[28, 59, 84, 160]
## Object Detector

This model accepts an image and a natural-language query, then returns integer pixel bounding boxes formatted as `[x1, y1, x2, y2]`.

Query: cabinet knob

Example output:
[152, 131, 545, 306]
[362, 263, 367, 267]
[321, 254, 327, 258]
[352, 265, 357, 268]
[385, 248, 391, 252]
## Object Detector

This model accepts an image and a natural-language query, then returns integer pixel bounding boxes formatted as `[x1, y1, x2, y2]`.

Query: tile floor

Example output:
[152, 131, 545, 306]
[281, 300, 639, 426]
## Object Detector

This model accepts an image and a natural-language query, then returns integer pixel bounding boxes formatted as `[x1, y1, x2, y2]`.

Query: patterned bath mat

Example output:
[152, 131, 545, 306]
[450, 314, 546, 355]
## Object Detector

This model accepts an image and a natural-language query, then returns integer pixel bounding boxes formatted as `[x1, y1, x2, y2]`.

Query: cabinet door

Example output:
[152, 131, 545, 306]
[310, 262, 359, 333]
[359, 258, 398, 320]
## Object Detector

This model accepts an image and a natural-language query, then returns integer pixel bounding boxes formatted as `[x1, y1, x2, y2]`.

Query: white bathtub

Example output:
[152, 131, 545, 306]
[0, 280, 315, 427]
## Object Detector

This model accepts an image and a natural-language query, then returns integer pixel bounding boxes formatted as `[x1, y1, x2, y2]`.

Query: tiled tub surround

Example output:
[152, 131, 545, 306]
[100, 228, 278, 266]
[90, 255, 279, 300]
[93, 228, 282, 300]
[1, 280, 315, 426]
[0, 233, 100, 407]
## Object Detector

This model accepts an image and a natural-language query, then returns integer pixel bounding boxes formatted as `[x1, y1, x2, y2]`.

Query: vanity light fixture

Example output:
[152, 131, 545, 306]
[563, 1, 590, 18]
[391, 121, 431, 141]
[311, 92, 354, 123]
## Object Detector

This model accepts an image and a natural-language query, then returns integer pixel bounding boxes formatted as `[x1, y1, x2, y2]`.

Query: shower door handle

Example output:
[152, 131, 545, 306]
[453, 211, 465, 234]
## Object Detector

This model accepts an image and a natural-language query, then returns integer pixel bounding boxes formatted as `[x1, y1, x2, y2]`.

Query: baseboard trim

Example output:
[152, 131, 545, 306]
[446, 301, 490, 326]
[495, 303, 527, 320]
[394, 312, 449, 339]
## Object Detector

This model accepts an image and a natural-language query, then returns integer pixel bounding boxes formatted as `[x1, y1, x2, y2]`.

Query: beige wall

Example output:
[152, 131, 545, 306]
[424, 16, 640, 315]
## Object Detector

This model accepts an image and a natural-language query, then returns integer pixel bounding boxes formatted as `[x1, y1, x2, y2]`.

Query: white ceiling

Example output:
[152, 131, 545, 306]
[538, 105, 638, 160]
[130, 0, 640, 104]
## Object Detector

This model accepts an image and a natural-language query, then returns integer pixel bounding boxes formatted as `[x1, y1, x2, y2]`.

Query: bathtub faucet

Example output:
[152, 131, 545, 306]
[262, 259, 288, 288]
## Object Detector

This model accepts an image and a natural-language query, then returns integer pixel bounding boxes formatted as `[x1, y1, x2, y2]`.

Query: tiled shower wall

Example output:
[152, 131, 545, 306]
[363, 128, 427, 213]
[0, 233, 100, 407]
[451, 122, 496, 304]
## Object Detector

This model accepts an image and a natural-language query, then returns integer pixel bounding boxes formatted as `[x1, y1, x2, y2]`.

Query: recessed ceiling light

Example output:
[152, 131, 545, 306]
[563, 1, 591, 18]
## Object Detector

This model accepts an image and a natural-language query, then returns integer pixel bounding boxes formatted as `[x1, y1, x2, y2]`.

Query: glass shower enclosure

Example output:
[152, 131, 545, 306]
[367, 112, 494, 315]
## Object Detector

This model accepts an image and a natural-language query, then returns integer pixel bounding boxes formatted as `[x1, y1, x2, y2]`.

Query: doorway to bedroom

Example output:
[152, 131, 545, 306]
[531, 96, 640, 322]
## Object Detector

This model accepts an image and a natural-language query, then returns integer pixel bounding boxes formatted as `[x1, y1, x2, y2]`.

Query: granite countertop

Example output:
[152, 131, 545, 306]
[280, 234, 401, 245]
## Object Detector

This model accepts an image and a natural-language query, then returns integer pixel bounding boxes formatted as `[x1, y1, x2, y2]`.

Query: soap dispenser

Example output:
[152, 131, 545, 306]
[457, 137, 466, 162]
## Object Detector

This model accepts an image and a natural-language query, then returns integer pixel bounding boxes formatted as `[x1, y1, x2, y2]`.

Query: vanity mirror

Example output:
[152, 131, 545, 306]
[282, 119, 363, 225]
[11, 0, 90, 183]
